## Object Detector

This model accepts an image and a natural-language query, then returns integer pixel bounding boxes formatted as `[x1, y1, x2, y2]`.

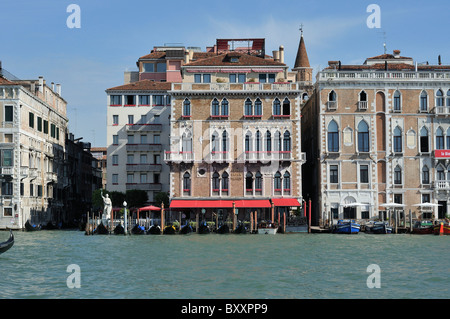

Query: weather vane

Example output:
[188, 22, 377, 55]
[300, 23, 304, 36]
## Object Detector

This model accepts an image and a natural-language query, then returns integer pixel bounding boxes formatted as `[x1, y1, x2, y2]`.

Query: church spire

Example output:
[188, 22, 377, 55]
[294, 25, 310, 69]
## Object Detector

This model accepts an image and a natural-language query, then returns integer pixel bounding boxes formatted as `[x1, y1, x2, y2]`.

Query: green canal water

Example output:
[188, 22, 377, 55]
[0, 230, 449, 299]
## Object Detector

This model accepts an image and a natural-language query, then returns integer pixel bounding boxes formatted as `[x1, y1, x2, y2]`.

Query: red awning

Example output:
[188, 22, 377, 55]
[271, 198, 301, 207]
[169, 199, 271, 209]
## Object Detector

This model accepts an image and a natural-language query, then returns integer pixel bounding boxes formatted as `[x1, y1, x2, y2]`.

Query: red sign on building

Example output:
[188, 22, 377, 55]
[434, 150, 450, 158]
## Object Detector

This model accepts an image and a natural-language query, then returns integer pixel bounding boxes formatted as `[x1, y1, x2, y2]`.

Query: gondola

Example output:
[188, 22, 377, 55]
[94, 222, 109, 235]
[217, 224, 230, 234]
[113, 223, 125, 235]
[234, 223, 247, 234]
[179, 224, 193, 234]
[147, 225, 161, 235]
[163, 225, 176, 235]
[25, 220, 41, 231]
[0, 230, 14, 254]
[131, 224, 145, 235]
[198, 222, 210, 234]
[365, 221, 392, 234]
[41, 221, 58, 230]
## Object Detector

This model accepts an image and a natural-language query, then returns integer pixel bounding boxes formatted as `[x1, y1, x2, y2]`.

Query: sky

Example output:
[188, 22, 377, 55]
[1, 0, 449, 147]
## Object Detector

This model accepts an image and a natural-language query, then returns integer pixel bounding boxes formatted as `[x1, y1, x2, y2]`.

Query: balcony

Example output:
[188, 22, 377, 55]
[206, 151, 232, 163]
[327, 101, 337, 111]
[1, 167, 13, 175]
[433, 181, 450, 190]
[358, 101, 368, 110]
[126, 164, 162, 172]
[126, 183, 162, 191]
[244, 151, 295, 162]
[172, 82, 301, 93]
[126, 124, 162, 132]
[164, 151, 194, 163]
[126, 144, 162, 152]
[435, 106, 450, 116]
[46, 171, 58, 182]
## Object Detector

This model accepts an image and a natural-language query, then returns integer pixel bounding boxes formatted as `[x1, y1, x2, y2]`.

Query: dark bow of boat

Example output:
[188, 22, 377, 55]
[0, 230, 14, 254]
[114, 224, 125, 235]
[25, 220, 41, 231]
[217, 224, 230, 234]
[131, 224, 145, 235]
[180, 224, 193, 234]
[147, 225, 161, 235]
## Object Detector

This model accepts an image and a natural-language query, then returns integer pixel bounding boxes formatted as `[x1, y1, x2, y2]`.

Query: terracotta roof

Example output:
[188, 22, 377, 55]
[0, 75, 18, 85]
[294, 35, 310, 68]
[139, 51, 217, 61]
[106, 80, 171, 91]
[366, 53, 412, 60]
[183, 52, 286, 67]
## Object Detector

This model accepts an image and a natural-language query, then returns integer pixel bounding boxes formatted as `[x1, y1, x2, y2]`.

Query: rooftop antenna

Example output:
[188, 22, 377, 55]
[379, 31, 387, 54]
[300, 23, 304, 36]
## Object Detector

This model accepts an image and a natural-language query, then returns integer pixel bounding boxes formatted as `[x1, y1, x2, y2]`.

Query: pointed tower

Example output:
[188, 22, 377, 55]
[292, 27, 313, 83]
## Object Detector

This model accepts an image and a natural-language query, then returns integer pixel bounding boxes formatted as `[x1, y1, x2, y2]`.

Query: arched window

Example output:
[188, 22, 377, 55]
[255, 171, 262, 191]
[222, 130, 229, 153]
[182, 132, 192, 153]
[420, 127, 429, 153]
[265, 130, 272, 152]
[273, 98, 281, 116]
[359, 90, 367, 101]
[244, 98, 253, 116]
[254, 98, 262, 116]
[246, 172, 253, 191]
[183, 98, 191, 117]
[283, 171, 291, 192]
[357, 120, 369, 152]
[245, 131, 252, 152]
[212, 171, 220, 190]
[283, 131, 291, 152]
[274, 131, 281, 152]
[393, 126, 402, 153]
[211, 98, 220, 116]
[222, 172, 229, 191]
[436, 127, 444, 150]
[394, 165, 402, 185]
[420, 91, 428, 112]
[255, 130, 262, 152]
[436, 89, 444, 107]
[448, 165, 450, 181]
[447, 128, 450, 149]
[274, 171, 282, 191]
[437, 165, 445, 181]
[329, 90, 337, 102]
[447, 90, 450, 107]
[327, 120, 339, 152]
[183, 172, 191, 192]
[393, 90, 401, 111]
[211, 131, 219, 153]
[422, 166, 430, 184]
[221, 98, 229, 116]
[282, 98, 290, 115]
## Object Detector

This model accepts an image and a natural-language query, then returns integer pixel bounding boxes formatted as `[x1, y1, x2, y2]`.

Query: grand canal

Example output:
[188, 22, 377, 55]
[0, 230, 449, 299]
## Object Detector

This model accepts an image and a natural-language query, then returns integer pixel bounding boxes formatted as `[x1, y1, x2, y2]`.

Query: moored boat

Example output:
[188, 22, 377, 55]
[131, 224, 145, 235]
[365, 221, 392, 234]
[163, 225, 176, 235]
[217, 224, 230, 234]
[114, 223, 125, 235]
[147, 225, 161, 235]
[234, 223, 247, 234]
[412, 220, 434, 234]
[179, 224, 193, 234]
[0, 230, 14, 254]
[332, 220, 360, 234]
[433, 222, 450, 235]
[198, 222, 210, 234]
[257, 221, 278, 234]
[94, 222, 109, 235]
[25, 220, 41, 231]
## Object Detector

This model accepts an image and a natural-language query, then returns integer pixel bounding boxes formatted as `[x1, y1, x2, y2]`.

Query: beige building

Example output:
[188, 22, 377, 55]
[0, 68, 68, 229]
[302, 50, 450, 226]
[166, 37, 312, 225]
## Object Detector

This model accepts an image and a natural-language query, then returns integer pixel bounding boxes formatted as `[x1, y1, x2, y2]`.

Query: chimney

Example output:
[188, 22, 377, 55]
[272, 50, 280, 62]
[393, 50, 401, 58]
[328, 61, 339, 69]
[184, 50, 190, 64]
[279, 45, 284, 63]
[51, 82, 55, 91]
[189, 50, 194, 61]
[438, 55, 442, 65]
[56, 84, 61, 96]
[38, 76, 44, 93]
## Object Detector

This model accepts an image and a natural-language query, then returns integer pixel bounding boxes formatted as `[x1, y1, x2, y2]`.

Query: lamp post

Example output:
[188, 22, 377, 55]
[123, 201, 128, 235]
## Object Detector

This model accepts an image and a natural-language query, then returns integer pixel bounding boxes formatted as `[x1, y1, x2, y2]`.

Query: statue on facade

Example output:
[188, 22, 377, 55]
[101, 190, 112, 221]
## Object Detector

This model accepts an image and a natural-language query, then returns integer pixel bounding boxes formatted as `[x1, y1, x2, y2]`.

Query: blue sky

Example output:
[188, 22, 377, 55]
[1, 0, 449, 147]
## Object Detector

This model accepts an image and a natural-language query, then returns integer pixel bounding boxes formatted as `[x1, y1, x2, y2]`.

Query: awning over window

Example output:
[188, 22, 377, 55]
[271, 198, 301, 207]
[169, 199, 271, 209]
[251, 68, 284, 73]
